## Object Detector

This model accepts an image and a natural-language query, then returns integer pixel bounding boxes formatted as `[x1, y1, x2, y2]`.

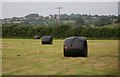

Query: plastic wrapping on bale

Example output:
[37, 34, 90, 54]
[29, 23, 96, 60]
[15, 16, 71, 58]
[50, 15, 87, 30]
[34, 35, 40, 39]
[41, 36, 53, 44]
[64, 36, 88, 57]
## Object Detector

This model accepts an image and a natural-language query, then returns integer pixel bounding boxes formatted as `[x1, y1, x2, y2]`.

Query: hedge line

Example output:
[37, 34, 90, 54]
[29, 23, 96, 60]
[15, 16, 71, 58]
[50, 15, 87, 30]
[2, 25, 119, 39]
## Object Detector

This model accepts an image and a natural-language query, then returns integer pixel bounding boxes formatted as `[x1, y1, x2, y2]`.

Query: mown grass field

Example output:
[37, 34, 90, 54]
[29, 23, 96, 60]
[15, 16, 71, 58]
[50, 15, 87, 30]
[2, 39, 118, 75]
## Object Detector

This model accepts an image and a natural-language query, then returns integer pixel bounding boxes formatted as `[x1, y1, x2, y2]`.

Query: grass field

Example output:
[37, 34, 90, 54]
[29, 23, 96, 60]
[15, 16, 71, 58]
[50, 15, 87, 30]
[2, 39, 118, 75]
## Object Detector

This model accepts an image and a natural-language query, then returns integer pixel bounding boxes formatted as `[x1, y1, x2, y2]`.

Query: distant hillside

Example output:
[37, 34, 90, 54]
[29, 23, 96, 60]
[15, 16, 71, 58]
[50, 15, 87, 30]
[2, 13, 119, 27]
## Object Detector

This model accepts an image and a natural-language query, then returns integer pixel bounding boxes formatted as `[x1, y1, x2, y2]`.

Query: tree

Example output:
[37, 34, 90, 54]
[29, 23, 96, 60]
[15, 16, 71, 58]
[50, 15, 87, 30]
[95, 17, 111, 26]
[118, 15, 120, 23]
[75, 17, 84, 26]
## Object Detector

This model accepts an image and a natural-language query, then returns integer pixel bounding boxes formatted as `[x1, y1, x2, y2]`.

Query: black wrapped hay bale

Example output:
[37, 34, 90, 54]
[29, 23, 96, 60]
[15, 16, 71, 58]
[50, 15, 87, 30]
[41, 36, 53, 44]
[64, 36, 88, 57]
[34, 35, 40, 39]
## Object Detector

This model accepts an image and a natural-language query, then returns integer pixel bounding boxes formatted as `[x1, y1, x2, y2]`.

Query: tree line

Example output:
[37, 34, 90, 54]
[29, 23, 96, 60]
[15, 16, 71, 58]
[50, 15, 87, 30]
[2, 13, 119, 26]
[2, 24, 119, 39]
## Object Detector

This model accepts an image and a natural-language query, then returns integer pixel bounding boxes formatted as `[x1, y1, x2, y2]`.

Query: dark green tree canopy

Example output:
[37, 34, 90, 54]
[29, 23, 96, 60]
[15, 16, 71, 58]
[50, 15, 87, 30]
[75, 17, 84, 26]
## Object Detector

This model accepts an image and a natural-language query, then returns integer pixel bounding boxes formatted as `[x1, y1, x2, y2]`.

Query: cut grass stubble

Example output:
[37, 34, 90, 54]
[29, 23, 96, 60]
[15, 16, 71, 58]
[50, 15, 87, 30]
[2, 39, 118, 75]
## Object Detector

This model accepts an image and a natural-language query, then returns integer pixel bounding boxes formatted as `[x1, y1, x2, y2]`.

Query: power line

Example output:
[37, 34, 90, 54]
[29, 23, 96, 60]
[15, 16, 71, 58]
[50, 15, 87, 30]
[55, 7, 63, 25]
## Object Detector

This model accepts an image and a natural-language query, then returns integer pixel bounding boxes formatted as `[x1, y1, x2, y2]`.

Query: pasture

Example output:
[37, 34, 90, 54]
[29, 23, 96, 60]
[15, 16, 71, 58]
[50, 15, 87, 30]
[2, 39, 118, 75]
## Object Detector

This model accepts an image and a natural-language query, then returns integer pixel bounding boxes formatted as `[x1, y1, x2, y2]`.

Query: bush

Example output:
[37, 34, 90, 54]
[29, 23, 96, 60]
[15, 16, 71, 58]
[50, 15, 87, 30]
[2, 24, 119, 39]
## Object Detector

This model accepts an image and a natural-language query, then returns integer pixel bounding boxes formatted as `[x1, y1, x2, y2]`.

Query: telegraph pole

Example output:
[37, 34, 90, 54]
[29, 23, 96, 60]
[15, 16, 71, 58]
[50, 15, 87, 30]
[55, 7, 63, 25]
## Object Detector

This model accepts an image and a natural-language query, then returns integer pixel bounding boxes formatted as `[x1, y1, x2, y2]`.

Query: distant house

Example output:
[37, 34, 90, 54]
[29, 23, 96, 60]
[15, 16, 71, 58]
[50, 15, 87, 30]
[12, 17, 23, 23]
[2, 18, 12, 24]
[93, 17, 98, 20]
[49, 15, 53, 19]
[53, 14, 59, 19]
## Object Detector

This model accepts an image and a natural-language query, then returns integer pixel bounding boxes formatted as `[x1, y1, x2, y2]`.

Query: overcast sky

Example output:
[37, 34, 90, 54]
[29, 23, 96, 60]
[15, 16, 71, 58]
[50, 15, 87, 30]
[1, 2, 119, 18]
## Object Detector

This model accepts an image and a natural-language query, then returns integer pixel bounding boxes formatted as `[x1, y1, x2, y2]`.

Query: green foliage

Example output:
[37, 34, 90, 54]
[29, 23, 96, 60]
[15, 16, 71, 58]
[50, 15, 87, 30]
[53, 25, 71, 38]
[2, 24, 119, 39]
[95, 17, 111, 26]
[75, 17, 84, 26]
[118, 15, 120, 23]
